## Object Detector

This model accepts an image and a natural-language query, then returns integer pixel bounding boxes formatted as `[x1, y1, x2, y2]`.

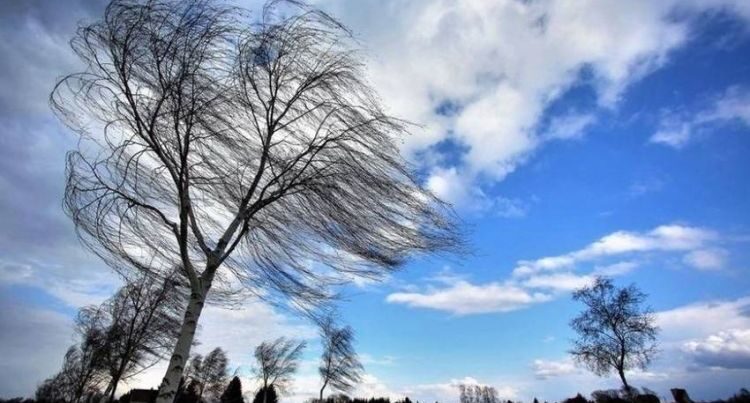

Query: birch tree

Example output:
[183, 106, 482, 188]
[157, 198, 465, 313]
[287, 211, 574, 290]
[51, 1, 461, 402]
[318, 319, 362, 401]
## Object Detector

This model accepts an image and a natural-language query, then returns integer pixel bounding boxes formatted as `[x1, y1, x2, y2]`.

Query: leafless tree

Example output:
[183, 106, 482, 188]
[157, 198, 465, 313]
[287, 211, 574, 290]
[458, 384, 499, 403]
[570, 276, 659, 391]
[51, 0, 461, 401]
[93, 273, 186, 402]
[318, 318, 362, 401]
[184, 348, 229, 402]
[202, 348, 229, 402]
[253, 337, 306, 401]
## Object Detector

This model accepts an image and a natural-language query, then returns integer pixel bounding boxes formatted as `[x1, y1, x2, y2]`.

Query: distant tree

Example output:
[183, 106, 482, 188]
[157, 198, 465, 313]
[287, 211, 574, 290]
[220, 377, 244, 403]
[36, 373, 69, 403]
[562, 394, 589, 403]
[252, 386, 278, 403]
[570, 277, 659, 391]
[254, 337, 306, 399]
[318, 318, 363, 401]
[458, 385, 499, 403]
[51, 0, 462, 401]
[202, 348, 230, 402]
[94, 274, 185, 402]
[183, 348, 228, 402]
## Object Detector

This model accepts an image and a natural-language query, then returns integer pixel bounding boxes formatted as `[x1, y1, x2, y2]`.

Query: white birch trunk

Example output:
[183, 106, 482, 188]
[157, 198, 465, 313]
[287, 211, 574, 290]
[155, 289, 206, 403]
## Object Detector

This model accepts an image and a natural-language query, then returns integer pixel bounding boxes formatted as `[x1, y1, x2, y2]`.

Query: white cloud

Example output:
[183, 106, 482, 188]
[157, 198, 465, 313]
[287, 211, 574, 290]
[426, 167, 528, 217]
[319, 0, 750, 208]
[651, 87, 750, 148]
[389, 225, 725, 316]
[683, 329, 750, 370]
[386, 280, 551, 315]
[522, 272, 596, 291]
[656, 297, 750, 343]
[513, 224, 718, 277]
[532, 358, 579, 380]
[544, 113, 597, 141]
[593, 261, 640, 276]
[683, 248, 729, 270]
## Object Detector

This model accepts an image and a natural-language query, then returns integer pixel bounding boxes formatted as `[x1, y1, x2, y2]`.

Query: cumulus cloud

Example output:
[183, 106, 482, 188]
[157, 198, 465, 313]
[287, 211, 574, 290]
[683, 329, 750, 370]
[651, 86, 750, 148]
[532, 358, 579, 380]
[656, 297, 750, 344]
[318, 0, 750, 209]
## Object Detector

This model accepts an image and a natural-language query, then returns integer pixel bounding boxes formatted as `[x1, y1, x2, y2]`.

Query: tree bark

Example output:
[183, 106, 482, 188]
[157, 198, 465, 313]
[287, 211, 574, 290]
[155, 290, 206, 403]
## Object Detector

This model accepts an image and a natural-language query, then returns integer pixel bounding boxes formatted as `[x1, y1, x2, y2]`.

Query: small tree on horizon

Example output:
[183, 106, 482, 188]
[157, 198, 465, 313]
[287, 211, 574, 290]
[318, 318, 363, 402]
[253, 337, 306, 401]
[569, 276, 659, 391]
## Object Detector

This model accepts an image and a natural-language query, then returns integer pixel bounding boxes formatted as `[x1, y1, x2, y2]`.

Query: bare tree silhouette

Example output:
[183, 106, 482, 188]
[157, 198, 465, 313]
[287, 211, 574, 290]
[570, 277, 659, 391]
[94, 273, 185, 402]
[50, 0, 462, 401]
[253, 337, 306, 402]
[318, 317, 362, 401]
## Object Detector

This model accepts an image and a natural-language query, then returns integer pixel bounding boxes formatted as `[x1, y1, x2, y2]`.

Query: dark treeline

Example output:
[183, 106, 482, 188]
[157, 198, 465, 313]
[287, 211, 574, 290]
[4, 387, 749, 403]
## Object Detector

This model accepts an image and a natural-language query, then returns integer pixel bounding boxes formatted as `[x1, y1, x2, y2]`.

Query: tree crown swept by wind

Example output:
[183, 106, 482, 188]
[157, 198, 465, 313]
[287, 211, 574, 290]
[318, 317, 363, 401]
[50, 0, 462, 309]
[569, 276, 659, 390]
[50, 0, 462, 400]
[253, 337, 306, 395]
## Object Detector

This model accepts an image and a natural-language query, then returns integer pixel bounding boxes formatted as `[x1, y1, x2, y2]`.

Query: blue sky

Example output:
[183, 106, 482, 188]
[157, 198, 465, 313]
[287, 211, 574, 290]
[1, 0, 750, 402]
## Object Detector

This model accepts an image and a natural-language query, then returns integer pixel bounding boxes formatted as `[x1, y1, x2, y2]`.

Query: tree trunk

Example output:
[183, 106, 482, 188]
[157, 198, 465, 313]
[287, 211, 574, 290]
[155, 290, 206, 403]
[107, 374, 121, 403]
[319, 380, 327, 403]
[617, 367, 629, 392]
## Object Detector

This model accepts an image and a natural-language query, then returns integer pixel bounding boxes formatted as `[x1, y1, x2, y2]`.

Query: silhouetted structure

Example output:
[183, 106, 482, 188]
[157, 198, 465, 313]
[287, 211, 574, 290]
[220, 377, 244, 403]
[570, 277, 659, 390]
[252, 386, 278, 403]
[318, 318, 363, 401]
[253, 338, 305, 399]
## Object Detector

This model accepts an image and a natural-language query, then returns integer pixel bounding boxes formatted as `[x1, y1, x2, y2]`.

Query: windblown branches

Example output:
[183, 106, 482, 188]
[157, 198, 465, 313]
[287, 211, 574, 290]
[51, 0, 462, 314]
[318, 318, 362, 399]
[253, 337, 306, 395]
[569, 277, 659, 390]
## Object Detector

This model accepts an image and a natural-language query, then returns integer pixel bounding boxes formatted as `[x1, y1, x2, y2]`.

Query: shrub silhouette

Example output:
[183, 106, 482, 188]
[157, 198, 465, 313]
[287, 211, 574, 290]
[221, 377, 244, 403]
[253, 386, 278, 403]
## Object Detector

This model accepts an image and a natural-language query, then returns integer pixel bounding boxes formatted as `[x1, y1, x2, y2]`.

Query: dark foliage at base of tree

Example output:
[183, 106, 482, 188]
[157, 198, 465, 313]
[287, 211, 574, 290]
[252, 386, 278, 403]
[220, 377, 244, 403]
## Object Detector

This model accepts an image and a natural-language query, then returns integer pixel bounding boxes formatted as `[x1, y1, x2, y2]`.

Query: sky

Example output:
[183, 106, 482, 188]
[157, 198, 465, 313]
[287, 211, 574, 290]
[1, 0, 750, 402]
